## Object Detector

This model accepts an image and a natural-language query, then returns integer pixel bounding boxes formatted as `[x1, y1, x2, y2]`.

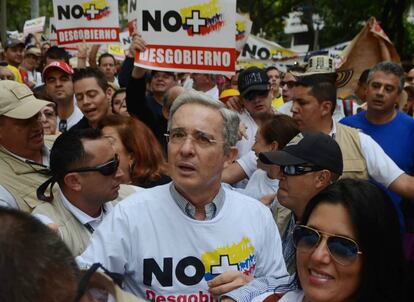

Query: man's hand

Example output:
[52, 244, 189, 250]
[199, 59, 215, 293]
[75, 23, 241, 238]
[128, 31, 147, 57]
[207, 271, 253, 298]
[225, 96, 244, 113]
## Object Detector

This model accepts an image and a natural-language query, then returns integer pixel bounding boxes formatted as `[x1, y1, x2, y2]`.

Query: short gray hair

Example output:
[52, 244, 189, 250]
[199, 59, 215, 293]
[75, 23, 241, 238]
[168, 90, 239, 153]
[367, 61, 405, 92]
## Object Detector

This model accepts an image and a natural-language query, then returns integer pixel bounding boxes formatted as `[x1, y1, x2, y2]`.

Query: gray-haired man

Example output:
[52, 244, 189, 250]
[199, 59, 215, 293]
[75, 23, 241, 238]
[78, 90, 288, 301]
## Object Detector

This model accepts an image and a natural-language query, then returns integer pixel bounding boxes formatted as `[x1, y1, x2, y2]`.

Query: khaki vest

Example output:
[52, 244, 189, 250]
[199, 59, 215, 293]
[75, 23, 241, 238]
[0, 146, 50, 212]
[32, 192, 91, 256]
[32, 184, 137, 256]
[335, 123, 369, 180]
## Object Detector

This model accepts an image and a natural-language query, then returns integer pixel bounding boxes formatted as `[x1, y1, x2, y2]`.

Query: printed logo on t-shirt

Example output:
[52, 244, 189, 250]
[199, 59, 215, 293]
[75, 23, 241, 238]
[144, 237, 256, 301]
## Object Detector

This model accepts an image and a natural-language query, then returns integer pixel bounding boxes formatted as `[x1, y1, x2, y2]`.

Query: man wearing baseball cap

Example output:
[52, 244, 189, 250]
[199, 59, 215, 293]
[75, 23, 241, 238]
[259, 131, 343, 273]
[43, 61, 83, 132]
[222, 67, 275, 186]
[3, 38, 25, 83]
[0, 80, 53, 212]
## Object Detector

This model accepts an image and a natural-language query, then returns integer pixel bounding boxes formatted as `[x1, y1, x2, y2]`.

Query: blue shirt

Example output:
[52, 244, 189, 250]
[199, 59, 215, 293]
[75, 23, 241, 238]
[341, 111, 414, 229]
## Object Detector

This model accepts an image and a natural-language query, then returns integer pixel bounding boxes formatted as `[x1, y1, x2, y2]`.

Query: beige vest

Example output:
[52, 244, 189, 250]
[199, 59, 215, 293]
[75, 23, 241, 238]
[335, 123, 369, 180]
[32, 192, 91, 256]
[0, 146, 50, 212]
[32, 184, 137, 256]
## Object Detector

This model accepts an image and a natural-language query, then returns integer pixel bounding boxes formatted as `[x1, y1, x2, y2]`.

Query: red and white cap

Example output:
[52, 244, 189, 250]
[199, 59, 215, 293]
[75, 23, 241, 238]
[42, 61, 74, 80]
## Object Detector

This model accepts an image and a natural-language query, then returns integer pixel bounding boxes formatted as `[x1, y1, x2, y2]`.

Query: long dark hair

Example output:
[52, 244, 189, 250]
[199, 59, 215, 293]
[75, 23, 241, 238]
[300, 179, 408, 302]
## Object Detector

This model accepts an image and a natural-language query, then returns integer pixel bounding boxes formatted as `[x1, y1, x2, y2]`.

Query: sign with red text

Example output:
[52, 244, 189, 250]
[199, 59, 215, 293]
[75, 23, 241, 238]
[53, 0, 120, 45]
[128, 0, 237, 75]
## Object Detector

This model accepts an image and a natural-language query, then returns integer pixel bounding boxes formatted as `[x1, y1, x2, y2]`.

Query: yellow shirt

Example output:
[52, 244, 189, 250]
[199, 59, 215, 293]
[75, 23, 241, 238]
[6, 65, 23, 83]
[271, 95, 284, 109]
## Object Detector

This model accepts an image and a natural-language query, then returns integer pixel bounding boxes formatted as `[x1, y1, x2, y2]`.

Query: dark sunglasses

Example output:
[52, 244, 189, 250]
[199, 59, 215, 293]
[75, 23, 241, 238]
[68, 154, 120, 176]
[244, 90, 269, 101]
[281, 165, 323, 176]
[293, 225, 362, 266]
[281, 80, 296, 88]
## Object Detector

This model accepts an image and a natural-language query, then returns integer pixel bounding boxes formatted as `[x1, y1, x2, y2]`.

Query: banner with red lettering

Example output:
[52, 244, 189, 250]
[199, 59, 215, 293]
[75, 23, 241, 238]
[128, 0, 237, 75]
[52, 0, 120, 45]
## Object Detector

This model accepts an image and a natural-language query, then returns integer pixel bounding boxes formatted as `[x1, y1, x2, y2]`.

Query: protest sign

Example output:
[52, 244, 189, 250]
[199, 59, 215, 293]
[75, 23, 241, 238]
[238, 34, 298, 62]
[337, 17, 400, 98]
[236, 13, 252, 55]
[23, 17, 46, 35]
[52, 0, 120, 45]
[108, 44, 126, 60]
[128, 0, 237, 75]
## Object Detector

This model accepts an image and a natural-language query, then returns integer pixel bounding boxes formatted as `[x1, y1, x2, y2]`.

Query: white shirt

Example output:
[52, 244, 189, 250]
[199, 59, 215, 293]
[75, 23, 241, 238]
[204, 85, 219, 100]
[33, 189, 113, 239]
[57, 102, 83, 131]
[77, 184, 288, 300]
[0, 145, 50, 209]
[252, 290, 304, 302]
[236, 111, 258, 159]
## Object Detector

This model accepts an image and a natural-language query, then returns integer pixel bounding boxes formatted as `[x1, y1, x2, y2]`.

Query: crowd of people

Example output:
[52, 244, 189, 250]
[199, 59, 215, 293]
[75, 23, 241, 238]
[0, 31, 414, 302]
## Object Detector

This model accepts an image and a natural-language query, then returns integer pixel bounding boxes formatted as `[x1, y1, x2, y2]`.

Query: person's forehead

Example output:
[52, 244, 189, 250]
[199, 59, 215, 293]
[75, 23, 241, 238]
[6, 45, 23, 52]
[171, 103, 222, 127]
[74, 76, 100, 89]
[284, 73, 296, 81]
[370, 71, 400, 84]
[46, 68, 70, 79]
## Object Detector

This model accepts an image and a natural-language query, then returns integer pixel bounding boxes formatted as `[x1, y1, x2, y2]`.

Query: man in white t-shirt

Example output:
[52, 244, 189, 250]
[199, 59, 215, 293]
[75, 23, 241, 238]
[77, 90, 288, 302]
[290, 75, 414, 200]
[192, 73, 220, 100]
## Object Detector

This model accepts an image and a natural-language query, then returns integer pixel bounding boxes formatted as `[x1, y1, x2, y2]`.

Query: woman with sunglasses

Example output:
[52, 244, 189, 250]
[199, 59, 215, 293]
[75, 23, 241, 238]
[263, 179, 409, 302]
[100, 115, 171, 188]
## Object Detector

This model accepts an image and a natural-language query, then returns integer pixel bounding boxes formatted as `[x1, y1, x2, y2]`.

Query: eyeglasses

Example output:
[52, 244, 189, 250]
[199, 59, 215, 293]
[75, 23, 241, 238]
[293, 225, 362, 266]
[165, 128, 222, 147]
[244, 90, 269, 101]
[67, 154, 119, 176]
[281, 80, 296, 88]
[281, 165, 323, 176]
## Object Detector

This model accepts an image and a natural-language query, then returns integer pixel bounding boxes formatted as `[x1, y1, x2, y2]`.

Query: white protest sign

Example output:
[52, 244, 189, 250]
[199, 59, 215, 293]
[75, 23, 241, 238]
[238, 34, 298, 62]
[236, 13, 252, 54]
[128, 0, 237, 75]
[53, 0, 120, 45]
[24, 16, 46, 35]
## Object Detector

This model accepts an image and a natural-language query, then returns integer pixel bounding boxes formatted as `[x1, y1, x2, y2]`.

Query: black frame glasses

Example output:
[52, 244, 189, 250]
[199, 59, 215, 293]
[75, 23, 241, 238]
[67, 154, 120, 176]
[293, 225, 362, 266]
[243, 89, 269, 101]
[281, 165, 324, 176]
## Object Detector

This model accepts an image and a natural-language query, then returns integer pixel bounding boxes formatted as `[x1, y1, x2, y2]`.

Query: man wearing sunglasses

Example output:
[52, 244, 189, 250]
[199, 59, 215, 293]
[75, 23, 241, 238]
[33, 128, 125, 255]
[259, 131, 343, 274]
[0, 80, 53, 212]
[78, 91, 288, 302]
[291, 73, 414, 230]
